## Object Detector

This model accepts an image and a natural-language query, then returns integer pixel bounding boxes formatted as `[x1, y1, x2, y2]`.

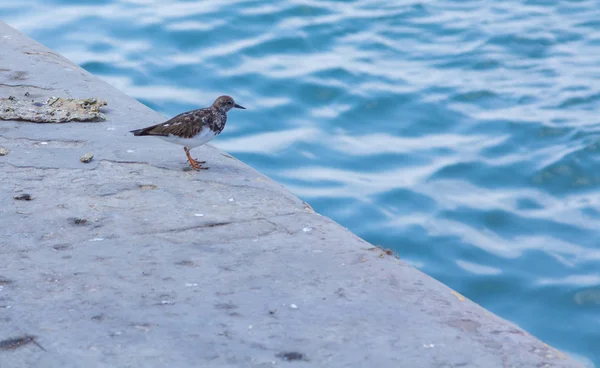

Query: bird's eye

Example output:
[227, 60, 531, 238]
[228, 101, 232, 104]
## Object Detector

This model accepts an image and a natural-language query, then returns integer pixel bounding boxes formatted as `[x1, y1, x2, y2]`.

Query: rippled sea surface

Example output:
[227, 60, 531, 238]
[3, 0, 600, 365]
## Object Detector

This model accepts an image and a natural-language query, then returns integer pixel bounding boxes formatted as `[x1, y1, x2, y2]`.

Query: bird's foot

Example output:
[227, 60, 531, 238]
[188, 161, 209, 171]
[184, 147, 208, 170]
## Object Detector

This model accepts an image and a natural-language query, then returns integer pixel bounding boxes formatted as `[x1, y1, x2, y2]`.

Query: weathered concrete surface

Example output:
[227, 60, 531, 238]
[0, 21, 584, 368]
[0, 96, 107, 123]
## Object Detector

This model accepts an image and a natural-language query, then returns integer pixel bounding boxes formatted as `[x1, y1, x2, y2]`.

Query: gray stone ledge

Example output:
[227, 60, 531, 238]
[0, 20, 584, 368]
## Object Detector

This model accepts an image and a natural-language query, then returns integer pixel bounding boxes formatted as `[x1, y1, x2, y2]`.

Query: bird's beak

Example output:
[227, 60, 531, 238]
[234, 103, 246, 109]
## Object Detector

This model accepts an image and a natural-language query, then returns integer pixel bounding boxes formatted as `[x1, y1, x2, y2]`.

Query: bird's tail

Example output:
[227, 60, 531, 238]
[130, 127, 149, 136]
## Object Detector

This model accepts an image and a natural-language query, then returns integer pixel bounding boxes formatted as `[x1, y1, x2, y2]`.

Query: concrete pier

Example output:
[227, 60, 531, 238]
[0, 21, 584, 368]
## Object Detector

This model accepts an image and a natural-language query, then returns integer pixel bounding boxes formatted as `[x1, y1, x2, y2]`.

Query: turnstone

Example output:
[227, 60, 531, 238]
[130, 95, 245, 170]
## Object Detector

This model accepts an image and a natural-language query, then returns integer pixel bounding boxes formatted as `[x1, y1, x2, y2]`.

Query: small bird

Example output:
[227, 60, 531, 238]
[130, 95, 245, 170]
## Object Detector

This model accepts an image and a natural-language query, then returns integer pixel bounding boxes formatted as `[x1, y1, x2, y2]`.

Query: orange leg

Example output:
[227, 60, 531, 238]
[184, 147, 208, 170]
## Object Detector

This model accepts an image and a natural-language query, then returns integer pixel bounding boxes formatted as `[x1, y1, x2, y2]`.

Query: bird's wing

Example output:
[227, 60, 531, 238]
[131, 108, 213, 138]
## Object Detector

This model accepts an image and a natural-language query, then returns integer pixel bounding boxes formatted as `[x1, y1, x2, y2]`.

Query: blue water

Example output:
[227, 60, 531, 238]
[3, 0, 600, 365]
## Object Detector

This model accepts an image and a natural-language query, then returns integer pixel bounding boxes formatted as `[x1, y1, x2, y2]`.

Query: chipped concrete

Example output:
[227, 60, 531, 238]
[0, 21, 585, 368]
[0, 96, 106, 123]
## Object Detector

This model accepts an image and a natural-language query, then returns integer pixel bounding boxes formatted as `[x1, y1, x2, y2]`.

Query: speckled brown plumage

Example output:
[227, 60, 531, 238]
[130, 95, 245, 170]
[131, 108, 219, 139]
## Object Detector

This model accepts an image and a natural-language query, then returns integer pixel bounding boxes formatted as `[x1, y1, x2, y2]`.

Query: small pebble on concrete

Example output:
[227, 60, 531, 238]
[80, 152, 94, 163]
[70, 217, 87, 225]
[276, 352, 306, 361]
[13, 193, 32, 201]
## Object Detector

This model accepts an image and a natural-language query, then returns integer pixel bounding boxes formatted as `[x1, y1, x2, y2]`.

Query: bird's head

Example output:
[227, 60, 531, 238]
[213, 95, 245, 113]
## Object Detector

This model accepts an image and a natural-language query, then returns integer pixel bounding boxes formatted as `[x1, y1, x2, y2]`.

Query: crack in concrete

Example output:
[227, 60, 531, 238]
[142, 212, 302, 236]
[99, 159, 185, 172]
[0, 83, 55, 90]
[0, 135, 86, 147]
[23, 50, 63, 59]
[152, 221, 234, 234]
[0, 162, 60, 170]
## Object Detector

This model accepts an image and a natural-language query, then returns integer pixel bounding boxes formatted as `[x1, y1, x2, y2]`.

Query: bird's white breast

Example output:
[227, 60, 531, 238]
[159, 128, 218, 149]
